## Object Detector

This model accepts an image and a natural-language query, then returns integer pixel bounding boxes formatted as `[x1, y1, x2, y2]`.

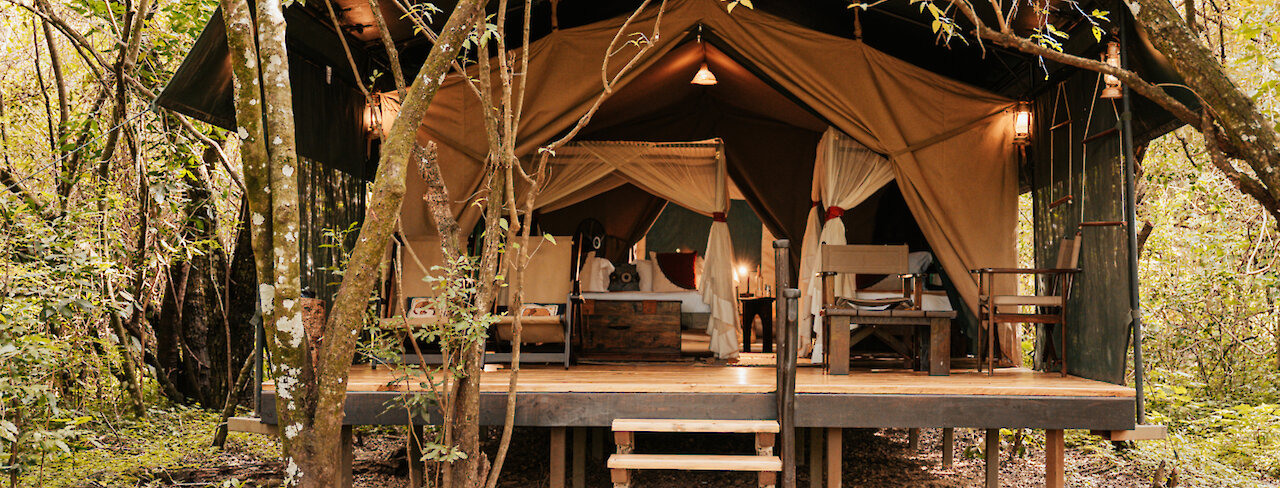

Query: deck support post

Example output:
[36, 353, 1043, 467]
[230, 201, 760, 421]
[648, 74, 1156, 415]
[796, 428, 806, 467]
[941, 428, 954, 468]
[551, 427, 567, 488]
[826, 427, 842, 488]
[908, 428, 920, 452]
[408, 425, 424, 488]
[1045, 429, 1065, 488]
[809, 428, 823, 488]
[573, 427, 587, 488]
[341, 425, 354, 488]
[985, 428, 1000, 488]
[592, 427, 606, 462]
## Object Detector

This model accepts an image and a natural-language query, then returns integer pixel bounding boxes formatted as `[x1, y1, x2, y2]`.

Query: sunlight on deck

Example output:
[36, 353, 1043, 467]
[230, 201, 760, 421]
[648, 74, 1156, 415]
[266, 363, 1135, 398]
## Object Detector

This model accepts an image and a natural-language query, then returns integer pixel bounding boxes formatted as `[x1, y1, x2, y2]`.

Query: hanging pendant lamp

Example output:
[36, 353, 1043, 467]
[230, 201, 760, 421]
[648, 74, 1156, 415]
[690, 25, 718, 86]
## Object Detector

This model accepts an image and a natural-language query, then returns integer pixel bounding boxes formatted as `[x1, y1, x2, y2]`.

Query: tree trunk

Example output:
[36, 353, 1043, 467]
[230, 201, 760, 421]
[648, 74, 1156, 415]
[152, 151, 257, 408]
[1131, 0, 1280, 215]
[218, 0, 485, 484]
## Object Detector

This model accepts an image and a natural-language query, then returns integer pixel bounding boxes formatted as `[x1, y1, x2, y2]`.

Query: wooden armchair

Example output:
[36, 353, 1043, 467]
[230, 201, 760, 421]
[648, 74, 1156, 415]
[820, 244, 955, 375]
[971, 233, 1081, 376]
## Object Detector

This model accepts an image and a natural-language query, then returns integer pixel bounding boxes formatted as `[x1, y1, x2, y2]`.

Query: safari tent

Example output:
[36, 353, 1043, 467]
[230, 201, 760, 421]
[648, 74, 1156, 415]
[159, 0, 1187, 485]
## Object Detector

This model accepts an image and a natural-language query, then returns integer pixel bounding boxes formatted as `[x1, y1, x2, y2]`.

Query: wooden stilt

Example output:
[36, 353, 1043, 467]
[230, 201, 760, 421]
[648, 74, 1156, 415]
[826, 428, 842, 488]
[573, 427, 586, 488]
[592, 427, 606, 462]
[1045, 429, 1065, 488]
[985, 428, 1000, 488]
[551, 427, 567, 488]
[908, 428, 920, 452]
[341, 425, 354, 488]
[809, 428, 823, 488]
[796, 427, 807, 467]
[941, 428, 954, 468]
[408, 425, 424, 488]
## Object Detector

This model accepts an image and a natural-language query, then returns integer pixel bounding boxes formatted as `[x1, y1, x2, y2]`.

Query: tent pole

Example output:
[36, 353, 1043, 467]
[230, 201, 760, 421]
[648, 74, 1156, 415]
[1118, 6, 1146, 425]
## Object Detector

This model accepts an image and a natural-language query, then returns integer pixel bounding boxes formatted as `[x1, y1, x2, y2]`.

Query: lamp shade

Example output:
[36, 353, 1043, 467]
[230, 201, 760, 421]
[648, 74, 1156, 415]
[691, 62, 718, 85]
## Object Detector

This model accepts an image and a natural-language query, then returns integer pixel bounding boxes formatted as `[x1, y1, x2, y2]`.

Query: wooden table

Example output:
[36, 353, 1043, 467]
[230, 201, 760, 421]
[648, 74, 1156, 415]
[823, 307, 956, 376]
[739, 296, 775, 353]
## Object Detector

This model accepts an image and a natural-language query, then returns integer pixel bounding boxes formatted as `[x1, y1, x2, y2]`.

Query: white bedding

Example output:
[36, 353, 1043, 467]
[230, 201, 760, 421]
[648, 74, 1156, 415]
[580, 290, 711, 314]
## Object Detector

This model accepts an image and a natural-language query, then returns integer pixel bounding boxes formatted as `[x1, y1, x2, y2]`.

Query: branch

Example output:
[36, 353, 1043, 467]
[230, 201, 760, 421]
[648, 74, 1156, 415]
[322, 0, 371, 98]
[0, 86, 55, 219]
[366, 0, 406, 98]
[1200, 113, 1280, 221]
[36, 3, 69, 146]
[413, 141, 462, 258]
[943, 0, 1200, 128]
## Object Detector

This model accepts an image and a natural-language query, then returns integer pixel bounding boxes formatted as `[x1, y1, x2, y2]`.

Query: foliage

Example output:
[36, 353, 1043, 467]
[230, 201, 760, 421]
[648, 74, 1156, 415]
[364, 251, 501, 471]
[21, 405, 279, 487]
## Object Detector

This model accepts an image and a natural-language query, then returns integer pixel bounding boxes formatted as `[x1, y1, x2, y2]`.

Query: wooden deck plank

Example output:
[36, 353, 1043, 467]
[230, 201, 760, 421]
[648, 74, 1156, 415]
[267, 364, 1134, 398]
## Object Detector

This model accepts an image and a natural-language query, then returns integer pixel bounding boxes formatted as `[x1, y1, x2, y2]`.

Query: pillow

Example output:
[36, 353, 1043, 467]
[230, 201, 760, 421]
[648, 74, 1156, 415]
[406, 297, 438, 318]
[578, 251, 614, 292]
[519, 303, 561, 316]
[634, 260, 655, 292]
[608, 263, 641, 291]
[651, 251, 696, 291]
[693, 255, 705, 288]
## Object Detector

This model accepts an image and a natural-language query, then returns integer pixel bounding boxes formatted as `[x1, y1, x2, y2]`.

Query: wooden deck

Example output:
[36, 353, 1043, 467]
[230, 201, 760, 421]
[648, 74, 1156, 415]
[272, 364, 1134, 398]
[260, 363, 1136, 430]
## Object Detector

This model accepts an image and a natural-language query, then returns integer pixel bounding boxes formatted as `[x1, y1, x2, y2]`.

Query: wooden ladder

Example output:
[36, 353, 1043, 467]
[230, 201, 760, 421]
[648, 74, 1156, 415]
[608, 418, 782, 488]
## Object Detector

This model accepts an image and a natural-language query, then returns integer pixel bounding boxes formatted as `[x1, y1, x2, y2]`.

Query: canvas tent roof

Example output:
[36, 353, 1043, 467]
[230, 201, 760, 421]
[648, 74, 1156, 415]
[388, 0, 1018, 330]
[155, 0, 1199, 373]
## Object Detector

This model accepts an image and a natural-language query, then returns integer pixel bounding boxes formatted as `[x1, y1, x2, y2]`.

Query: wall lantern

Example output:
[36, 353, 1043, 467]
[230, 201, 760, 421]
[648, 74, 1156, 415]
[1100, 41, 1123, 99]
[690, 25, 718, 86]
[1013, 102, 1032, 145]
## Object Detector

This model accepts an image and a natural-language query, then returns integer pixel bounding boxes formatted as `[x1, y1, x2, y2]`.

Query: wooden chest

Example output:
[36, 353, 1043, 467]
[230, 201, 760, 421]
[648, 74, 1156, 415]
[579, 299, 682, 361]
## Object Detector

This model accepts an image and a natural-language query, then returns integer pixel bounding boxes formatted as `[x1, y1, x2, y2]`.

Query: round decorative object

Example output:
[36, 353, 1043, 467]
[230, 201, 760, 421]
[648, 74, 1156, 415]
[608, 263, 641, 291]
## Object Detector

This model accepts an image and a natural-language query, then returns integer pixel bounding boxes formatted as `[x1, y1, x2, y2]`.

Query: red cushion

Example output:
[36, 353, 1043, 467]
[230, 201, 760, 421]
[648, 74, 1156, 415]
[654, 252, 698, 290]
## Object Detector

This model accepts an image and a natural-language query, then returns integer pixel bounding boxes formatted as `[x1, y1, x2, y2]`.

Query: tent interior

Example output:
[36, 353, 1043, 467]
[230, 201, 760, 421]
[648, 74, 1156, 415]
[157, 0, 1196, 385]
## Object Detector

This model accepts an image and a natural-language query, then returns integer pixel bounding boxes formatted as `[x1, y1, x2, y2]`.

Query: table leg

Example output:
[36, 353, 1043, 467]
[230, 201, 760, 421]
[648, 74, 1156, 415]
[743, 309, 754, 353]
[763, 309, 773, 354]
[929, 318, 950, 376]
[829, 316, 850, 375]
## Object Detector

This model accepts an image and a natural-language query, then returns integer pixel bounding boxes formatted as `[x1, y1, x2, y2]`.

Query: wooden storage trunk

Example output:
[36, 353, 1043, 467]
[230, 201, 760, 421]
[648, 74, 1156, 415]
[579, 299, 682, 361]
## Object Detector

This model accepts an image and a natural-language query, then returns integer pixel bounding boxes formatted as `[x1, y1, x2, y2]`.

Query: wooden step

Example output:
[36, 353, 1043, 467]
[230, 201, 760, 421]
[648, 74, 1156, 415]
[611, 418, 779, 434]
[607, 454, 782, 472]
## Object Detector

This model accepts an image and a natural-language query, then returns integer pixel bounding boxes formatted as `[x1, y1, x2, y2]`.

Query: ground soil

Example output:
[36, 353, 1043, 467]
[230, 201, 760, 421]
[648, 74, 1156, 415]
[170, 426, 1153, 487]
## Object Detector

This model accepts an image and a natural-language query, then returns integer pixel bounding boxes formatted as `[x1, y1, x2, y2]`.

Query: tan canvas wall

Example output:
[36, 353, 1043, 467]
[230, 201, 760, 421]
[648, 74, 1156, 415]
[402, 0, 1020, 360]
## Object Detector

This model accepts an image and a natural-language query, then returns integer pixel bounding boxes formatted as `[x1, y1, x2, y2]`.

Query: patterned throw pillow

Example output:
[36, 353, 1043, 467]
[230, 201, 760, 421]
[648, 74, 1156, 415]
[608, 263, 641, 291]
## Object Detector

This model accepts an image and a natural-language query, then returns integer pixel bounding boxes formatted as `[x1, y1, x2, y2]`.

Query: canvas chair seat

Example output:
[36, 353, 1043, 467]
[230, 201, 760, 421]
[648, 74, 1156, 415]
[839, 296, 913, 309]
[991, 295, 1064, 307]
[973, 233, 1081, 376]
